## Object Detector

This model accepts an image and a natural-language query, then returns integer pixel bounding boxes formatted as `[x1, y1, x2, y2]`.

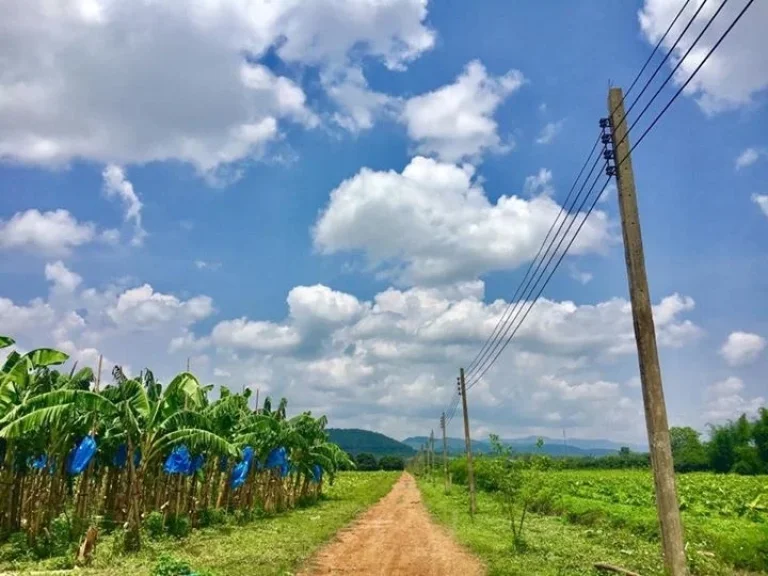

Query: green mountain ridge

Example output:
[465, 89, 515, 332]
[327, 428, 416, 457]
[401, 436, 638, 457]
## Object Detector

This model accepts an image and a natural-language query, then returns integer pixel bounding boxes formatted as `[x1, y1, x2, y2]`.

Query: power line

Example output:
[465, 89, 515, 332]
[464, 147, 605, 384]
[464, 134, 602, 377]
[467, 0, 757, 389]
[463, 0, 702, 383]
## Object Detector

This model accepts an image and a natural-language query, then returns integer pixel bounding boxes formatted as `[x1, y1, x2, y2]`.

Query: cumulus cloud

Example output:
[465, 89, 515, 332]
[0, 209, 96, 255]
[639, 0, 768, 114]
[535, 120, 564, 145]
[752, 194, 768, 218]
[321, 67, 396, 132]
[313, 156, 612, 284]
[401, 60, 525, 162]
[704, 377, 765, 422]
[45, 261, 83, 292]
[735, 147, 765, 169]
[102, 164, 146, 246]
[719, 331, 766, 366]
[0, 262, 704, 441]
[0, 0, 434, 173]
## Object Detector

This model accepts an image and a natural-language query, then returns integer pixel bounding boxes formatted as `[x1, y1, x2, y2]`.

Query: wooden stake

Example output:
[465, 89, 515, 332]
[608, 87, 687, 576]
[459, 369, 476, 517]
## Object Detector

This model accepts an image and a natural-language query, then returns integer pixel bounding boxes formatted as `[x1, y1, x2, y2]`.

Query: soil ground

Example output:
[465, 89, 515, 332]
[300, 473, 485, 576]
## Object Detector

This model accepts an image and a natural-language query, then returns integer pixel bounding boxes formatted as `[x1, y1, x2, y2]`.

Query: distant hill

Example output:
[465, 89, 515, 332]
[328, 428, 416, 457]
[402, 436, 633, 457]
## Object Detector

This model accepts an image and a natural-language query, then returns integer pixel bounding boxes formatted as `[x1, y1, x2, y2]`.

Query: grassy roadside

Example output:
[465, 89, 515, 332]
[1, 471, 400, 576]
[417, 478, 750, 576]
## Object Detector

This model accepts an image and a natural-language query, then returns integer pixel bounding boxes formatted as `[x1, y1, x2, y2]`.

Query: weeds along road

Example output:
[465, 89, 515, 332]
[301, 473, 484, 576]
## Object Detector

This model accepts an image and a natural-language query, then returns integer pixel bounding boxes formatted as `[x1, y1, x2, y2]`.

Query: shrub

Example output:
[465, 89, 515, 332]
[166, 514, 191, 539]
[198, 508, 226, 528]
[144, 511, 165, 540]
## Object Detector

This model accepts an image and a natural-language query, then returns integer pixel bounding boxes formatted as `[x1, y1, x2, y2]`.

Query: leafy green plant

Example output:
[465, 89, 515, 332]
[144, 511, 165, 540]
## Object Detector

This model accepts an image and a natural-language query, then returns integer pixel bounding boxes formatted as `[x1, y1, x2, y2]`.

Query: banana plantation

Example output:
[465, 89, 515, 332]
[0, 335, 351, 556]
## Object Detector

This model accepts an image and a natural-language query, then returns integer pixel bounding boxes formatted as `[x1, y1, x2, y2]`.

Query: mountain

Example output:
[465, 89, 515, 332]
[328, 428, 416, 457]
[402, 436, 638, 457]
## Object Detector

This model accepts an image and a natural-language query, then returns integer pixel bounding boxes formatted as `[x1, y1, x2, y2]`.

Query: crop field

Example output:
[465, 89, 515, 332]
[441, 464, 768, 573]
[539, 470, 767, 520]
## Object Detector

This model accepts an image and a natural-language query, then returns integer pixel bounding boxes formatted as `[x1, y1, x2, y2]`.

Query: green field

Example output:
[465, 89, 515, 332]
[422, 469, 768, 574]
[0, 472, 399, 575]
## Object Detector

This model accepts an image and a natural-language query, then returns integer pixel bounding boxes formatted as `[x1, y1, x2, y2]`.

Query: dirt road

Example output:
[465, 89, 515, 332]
[300, 473, 484, 576]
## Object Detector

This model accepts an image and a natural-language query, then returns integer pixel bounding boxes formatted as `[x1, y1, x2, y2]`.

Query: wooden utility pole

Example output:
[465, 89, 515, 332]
[440, 412, 448, 493]
[429, 429, 435, 478]
[458, 369, 476, 517]
[608, 87, 687, 576]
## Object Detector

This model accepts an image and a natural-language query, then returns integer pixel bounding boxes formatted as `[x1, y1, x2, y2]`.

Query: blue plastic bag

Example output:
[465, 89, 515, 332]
[68, 435, 97, 475]
[30, 454, 48, 470]
[266, 447, 287, 470]
[164, 445, 191, 475]
[312, 464, 322, 484]
[190, 454, 205, 474]
[112, 444, 128, 468]
[229, 446, 255, 489]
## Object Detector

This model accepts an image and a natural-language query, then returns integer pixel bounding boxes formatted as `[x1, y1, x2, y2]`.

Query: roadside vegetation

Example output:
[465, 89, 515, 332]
[2, 471, 399, 575]
[415, 426, 768, 575]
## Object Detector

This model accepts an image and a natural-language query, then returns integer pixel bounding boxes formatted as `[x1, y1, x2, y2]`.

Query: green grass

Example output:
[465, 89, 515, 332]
[0, 471, 399, 575]
[418, 478, 758, 576]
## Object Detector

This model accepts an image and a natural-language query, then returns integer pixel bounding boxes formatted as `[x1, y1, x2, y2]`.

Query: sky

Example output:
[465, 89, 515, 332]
[1, 0, 767, 444]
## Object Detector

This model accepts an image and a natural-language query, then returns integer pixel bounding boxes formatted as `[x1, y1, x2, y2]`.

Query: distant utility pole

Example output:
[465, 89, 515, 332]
[440, 412, 448, 493]
[608, 87, 687, 576]
[459, 369, 476, 517]
[429, 429, 435, 480]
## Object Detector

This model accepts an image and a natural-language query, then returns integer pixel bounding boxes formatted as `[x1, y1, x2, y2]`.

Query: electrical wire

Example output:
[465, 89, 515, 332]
[466, 0, 757, 390]
[464, 0, 702, 381]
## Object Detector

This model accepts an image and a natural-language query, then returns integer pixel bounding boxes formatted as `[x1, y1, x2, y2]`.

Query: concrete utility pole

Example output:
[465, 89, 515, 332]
[608, 87, 687, 576]
[440, 412, 448, 493]
[459, 369, 476, 517]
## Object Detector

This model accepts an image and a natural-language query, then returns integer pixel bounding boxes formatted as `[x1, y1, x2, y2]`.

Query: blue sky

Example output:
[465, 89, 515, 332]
[1, 0, 766, 442]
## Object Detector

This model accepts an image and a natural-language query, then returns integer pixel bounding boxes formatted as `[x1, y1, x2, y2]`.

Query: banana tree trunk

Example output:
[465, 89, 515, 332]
[124, 438, 142, 552]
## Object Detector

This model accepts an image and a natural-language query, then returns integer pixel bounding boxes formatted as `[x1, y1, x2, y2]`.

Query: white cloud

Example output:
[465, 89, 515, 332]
[194, 260, 222, 271]
[752, 194, 768, 218]
[401, 60, 525, 162]
[735, 147, 765, 169]
[321, 67, 395, 132]
[523, 168, 554, 196]
[569, 265, 593, 285]
[0, 261, 705, 442]
[704, 377, 765, 422]
[639, 0, 768, 114]
[102, 164, 146, 246]
[0, 0, 434, 173]
[45, 261, 82, 292]
[313, 156, 611, 285]
[107, 284, 214, 329]
[719, 331, 766, 366]
[535, 120, 564, 145]
[211, 319, 301, 352]
[0, 209, 96, 255]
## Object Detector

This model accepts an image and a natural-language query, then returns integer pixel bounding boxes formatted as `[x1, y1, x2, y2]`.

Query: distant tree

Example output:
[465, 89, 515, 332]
[355, 452, 379, 471]
[619, 446, 631, 457]
[379, 455, 405, 471]
[669, 426, 708, 472]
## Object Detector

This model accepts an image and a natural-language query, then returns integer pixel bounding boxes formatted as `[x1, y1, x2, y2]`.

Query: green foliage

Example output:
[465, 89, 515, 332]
[198, 508, 227, 528]
[144, 511, 165, 540]
[166, 515, 191, 539]
[354, 452, 379, 471]
[709, 410, 768, 475]
[378, 455, 405, 470]
[151, 554, 195, 576]
[670, 426, 709, 472]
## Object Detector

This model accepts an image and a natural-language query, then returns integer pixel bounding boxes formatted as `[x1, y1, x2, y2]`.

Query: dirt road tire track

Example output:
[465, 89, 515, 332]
[300, 473, 485, 576]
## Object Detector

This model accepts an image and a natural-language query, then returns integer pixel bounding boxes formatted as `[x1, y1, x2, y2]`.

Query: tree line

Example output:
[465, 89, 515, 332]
[345, 453, 405, 471]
